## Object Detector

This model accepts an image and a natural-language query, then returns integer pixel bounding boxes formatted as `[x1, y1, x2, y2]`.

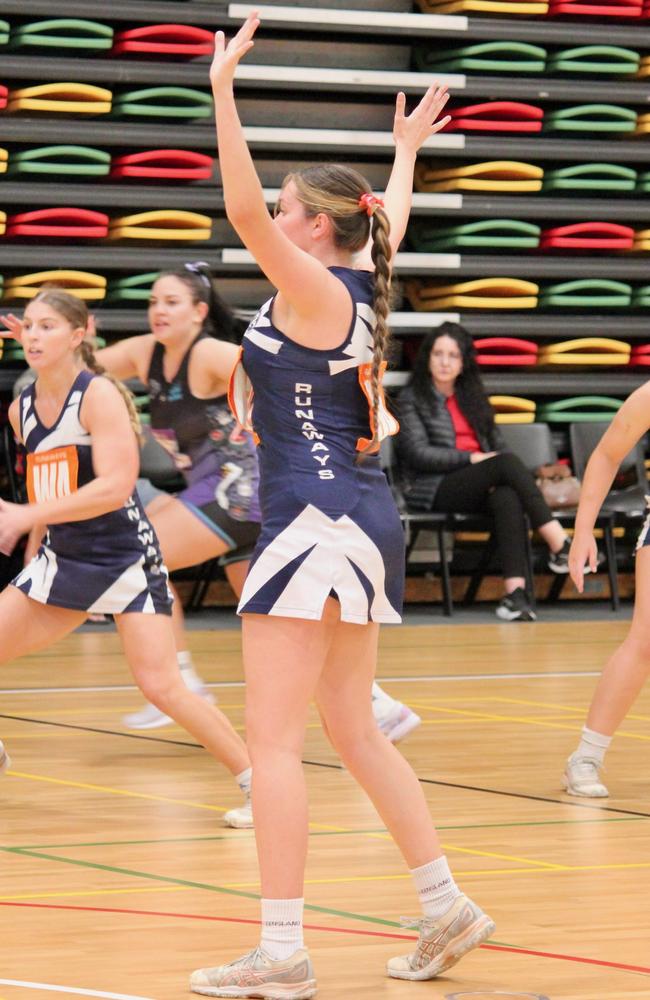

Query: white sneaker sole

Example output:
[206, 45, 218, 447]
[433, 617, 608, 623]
[190, 980, 317, 998]
[0, 744, 11, 774]
[388, 914, 496, 981]
[223, 809, 254, 829]
[123, 691, 216, 729]
[384, 711, 422, 744]
[495, 607, 537, 622]
[561, 774, 609, 798]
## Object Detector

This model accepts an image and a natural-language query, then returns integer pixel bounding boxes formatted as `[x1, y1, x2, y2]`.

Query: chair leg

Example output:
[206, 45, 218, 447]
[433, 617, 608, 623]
[184, 558, 219, 613]
[436, 525, 453, 617]
[604, 521, 620, 612]
[545, 572, 566, 603]
[463, 535, 495, 606]
[523, 515, 536, 609]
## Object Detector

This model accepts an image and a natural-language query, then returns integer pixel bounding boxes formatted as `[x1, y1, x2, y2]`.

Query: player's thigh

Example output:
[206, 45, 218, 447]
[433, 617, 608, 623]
[0, 586, 87, 664]
[147, 497, 230, 571]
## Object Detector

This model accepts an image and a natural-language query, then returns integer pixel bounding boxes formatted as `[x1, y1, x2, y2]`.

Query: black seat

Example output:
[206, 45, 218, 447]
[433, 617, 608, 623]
[570, 422, 647, 519]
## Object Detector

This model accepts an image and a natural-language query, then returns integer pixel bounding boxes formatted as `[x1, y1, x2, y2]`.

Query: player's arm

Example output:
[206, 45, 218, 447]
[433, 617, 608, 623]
[95, 333, 155, 384]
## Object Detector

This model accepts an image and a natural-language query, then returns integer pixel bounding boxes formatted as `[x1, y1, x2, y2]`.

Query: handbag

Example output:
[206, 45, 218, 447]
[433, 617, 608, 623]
[535, 462, 581, 508]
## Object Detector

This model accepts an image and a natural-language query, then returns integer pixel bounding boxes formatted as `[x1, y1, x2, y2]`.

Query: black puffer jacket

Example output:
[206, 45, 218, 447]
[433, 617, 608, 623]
[395, 383, 506, 511]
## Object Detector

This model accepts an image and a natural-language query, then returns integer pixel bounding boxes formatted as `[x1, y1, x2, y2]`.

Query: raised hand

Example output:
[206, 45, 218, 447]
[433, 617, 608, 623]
[0, 312, 24, 342]
[393, 84, 451, 154]
[210, 11, 260, 94]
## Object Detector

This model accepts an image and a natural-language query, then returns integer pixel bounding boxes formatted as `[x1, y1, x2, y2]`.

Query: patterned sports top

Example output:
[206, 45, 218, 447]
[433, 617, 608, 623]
[147, 332, 260, 522]
[229, 266, 398, 518]
[19, 369, 158, 563]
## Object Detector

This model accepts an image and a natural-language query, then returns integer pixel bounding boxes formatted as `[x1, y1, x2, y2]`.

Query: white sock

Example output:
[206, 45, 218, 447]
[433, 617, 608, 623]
[411, 856, 462, 920]
[576, 726, 611, 765]
[177, 650, 194, 670]
[260, 897, 304, 960]
[371, 681, 387, 702]
[235, 767, 252, 797]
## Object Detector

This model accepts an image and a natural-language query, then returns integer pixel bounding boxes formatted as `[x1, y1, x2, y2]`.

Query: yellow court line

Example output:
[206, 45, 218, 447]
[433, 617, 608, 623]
[440, 843, 566, 868]
[0, 885, 189, 902]
[407, 705, 650, 741]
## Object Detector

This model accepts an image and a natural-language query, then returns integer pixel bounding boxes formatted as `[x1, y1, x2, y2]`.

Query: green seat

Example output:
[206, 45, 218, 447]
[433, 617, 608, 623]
[548, 45, 640, 75]
[112, 87, 212, 119]
[8, 145, 111, 177]
[538, 396, 622, 423]
[414, 41, 546, 74]
[544, 163, 637, 192]
[633, 285, 650, 308]
[10, 18, 113, 50]
[539, 279, 632, 308]
[106, 272, 160, 302]
[545, 104, 638, 132]
[1, 341, 26, 363]
[0, 19, 9, 45]
[638, 171, 650, 193]
[409, 219, 540, 250]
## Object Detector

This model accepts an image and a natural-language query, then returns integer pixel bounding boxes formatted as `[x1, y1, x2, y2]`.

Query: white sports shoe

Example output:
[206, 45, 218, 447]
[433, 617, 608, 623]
[562, 752, 609, 797]
[372, 693, 421, 744]
[0, 740, 10, 774]
[224, 795, 254, 829]
[122, 668, 215, 730]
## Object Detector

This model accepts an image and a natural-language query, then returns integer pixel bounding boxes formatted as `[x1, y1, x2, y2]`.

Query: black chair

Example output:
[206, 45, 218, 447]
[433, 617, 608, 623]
[570, 421, 647, 519]
[379, 438, 454, 615]
[499, 422, 620, 610]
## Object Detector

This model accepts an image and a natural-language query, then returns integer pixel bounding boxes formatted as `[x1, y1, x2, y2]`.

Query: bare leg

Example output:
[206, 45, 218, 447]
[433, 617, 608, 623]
[585, 546, 650, 735]
[0, 586, 86, 664]
[316, 618, 441, 869]
[242, 604, 337, 898]
[115, 611, 250, 775]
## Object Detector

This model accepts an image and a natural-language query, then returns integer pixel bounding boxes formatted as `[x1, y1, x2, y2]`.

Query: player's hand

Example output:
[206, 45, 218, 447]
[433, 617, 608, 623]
[0, 499, 34, 556]
[210, 11, 260, 94]
[393, 84, 451, 153]
[569, 530, 598, 593]
[0, 313, 24, 342]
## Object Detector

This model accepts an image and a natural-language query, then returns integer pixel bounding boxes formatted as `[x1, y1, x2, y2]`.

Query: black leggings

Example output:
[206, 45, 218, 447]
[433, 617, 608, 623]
[432, 452, 554, 580]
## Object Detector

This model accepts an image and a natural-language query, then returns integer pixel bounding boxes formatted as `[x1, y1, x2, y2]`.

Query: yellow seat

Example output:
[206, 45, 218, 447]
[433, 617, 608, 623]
[417, 0, 548, 11]
[0, 210, 5, 236]
[405, 277, 538, 310]
[489, 396, 536, 424]
[6, 82, 112, 114]
[637, 56, 650, 79]
[634, 228, 650, 251]
[538, 338, 631, 365]
[108, 210, 212, 241]
[636, 113, 650, 135]
[415, 160, 543, 193]
[3, 270, 106, 301]
[0, 148, 7, 174]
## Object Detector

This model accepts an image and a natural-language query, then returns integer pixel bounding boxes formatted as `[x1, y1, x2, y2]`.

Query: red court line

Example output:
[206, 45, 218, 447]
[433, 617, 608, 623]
[2, 901, 649, 975]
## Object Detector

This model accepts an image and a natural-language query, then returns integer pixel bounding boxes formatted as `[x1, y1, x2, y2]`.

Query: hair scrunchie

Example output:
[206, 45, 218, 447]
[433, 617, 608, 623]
[358, 192, 385, 217]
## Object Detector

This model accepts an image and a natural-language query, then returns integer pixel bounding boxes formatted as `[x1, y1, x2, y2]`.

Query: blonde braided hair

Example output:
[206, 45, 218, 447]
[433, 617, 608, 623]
[287, 165, 394, 454]
[31, 288, 142, 439]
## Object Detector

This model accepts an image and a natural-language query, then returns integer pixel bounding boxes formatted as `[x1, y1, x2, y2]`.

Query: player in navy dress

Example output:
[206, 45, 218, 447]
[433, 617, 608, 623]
[0, 289, 262, 822]
[190, 15, 495, 999]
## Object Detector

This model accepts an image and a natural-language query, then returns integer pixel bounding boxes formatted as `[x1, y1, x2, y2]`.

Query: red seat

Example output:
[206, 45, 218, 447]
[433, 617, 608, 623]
[0, 84, 7, 110]
[110, 149, 213, 180]
[5, 207, 109, 238]
[629, 345, 650, 365]
[549, 0, 642, 15]
[112, 24, 214, 57]
[474, 337, 539, 365]
[444, 102, 543, 133]
[540, 222, 635, 250]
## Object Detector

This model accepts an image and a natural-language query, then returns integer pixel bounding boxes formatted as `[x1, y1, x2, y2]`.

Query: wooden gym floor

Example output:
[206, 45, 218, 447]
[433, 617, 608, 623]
[1, 619, 649, 1000]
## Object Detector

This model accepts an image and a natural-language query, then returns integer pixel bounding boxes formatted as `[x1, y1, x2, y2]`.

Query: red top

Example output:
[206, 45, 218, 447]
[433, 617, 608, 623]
[446, 394, 481, 453]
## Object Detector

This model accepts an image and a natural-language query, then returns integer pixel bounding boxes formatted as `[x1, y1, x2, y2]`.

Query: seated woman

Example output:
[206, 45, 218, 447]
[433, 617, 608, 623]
[396, 322, 571, 621]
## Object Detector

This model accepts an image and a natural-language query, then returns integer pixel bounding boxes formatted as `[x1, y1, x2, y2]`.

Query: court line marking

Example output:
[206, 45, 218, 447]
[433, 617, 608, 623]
[1, 902, 649, 978]
[0, 981, 155, 1000]
[0, 670, 603, 695]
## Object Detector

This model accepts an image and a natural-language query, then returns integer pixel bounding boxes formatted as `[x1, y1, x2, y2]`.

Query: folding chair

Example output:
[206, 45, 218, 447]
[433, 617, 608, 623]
[415, 42, 546, 74]
[489, 395, 536, 423]
[474, 338, 538, 366]
[110, 150, 213, 181]
[538, 397, 623, 423]
[5, 208, 109, 239]
[415, 160, 543, 192]
[537, 338, 631, 366]
[547, 45, 640, 74]
[112, 87, 212, 119]
[540, 222, 634, 250]
[539, 279, 632, 308]
[10, 18, 113, 50]
[545, 104, 638, 133]
[409, 219, 540, 251]
[6, 82, 112, 114]
[107, 211, 212, 241]
[8, 145, 111, 177]
[443, 102, 544, 133]
[112, 24, 213, 57]
[405, 278, 538, 311]
[543, 163, 637, 193]
[2, 270, 106, 301]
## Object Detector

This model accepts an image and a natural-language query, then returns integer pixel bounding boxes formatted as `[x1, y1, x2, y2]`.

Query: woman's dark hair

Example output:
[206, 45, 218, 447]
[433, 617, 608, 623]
[155, 262, 245, 343]
[409, 322, 495, 440]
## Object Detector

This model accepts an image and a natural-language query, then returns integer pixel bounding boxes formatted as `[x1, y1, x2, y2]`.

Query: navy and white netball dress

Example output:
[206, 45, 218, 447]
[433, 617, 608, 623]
[229, 266, 404, 624]
[147, 332, 260, 550]
[12, 369, 173, 615]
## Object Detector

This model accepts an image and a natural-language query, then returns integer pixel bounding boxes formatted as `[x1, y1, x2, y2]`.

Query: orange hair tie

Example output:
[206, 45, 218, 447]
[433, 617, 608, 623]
[358, 192, 384, 217]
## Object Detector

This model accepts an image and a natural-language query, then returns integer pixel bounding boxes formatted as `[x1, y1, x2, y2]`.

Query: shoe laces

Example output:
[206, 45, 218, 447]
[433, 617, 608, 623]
[572, 756, 605, 779]
[398, 916, 433, 932]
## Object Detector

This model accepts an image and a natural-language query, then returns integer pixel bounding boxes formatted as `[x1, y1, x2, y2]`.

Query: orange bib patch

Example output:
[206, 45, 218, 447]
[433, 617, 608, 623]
[26, 446, 79, 503]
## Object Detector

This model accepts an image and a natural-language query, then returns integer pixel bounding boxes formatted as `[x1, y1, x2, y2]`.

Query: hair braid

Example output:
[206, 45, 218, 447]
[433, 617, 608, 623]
[79, 339, 142, 441]
[362, 205, 393, 455]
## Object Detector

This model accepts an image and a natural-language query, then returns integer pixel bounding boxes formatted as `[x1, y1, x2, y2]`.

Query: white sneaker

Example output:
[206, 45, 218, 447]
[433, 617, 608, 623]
[373, 695, 421, 744]
[0, 740, 10, 774]
[122, 668, 215, 730]
[224, 796, 254, 829]
[562, 752, 609, 797]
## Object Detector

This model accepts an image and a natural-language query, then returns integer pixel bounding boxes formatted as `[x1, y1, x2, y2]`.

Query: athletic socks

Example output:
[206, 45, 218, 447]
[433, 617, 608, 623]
[576, 725, 611, 765]
[236, 767, 252, 797]
[411, 856, 462, 920]
[260, 898, 304, 960]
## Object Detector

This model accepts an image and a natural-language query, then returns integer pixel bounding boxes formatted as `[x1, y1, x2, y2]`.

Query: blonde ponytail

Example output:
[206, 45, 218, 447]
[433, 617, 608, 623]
[79, 339, 142, 441]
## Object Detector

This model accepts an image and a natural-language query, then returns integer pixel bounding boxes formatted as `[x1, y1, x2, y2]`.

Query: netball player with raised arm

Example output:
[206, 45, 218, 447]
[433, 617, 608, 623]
[0, 289, 254, 826]
[189, 15, 495, 998]
[563, 382, 650, 797]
